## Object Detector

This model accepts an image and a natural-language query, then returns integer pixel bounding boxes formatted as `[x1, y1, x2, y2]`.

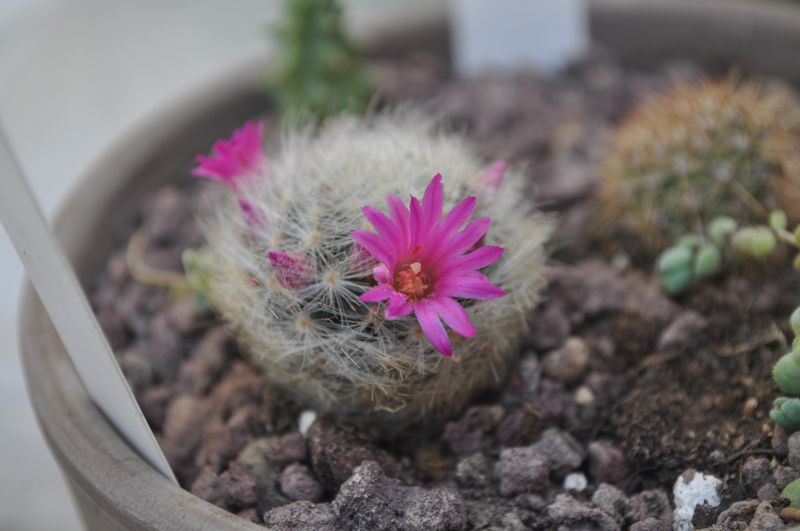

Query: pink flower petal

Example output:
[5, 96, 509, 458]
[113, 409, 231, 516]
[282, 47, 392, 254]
[268, 251, 313, 289]
[409, 197, 424, 249]
[431, 296, 476, 338]
[372, 263, 392, 284]
[192, 120, 267, 188]
[437, 196, 477, 237]
[447, 245, 504, 274]
[363, 206, 401, 248]
[422, 173, 444, 229]
[437, 272, 505, 300]
[360, 284, 394, 302]
[352, 230, 395, 266]
[434, 217, 492, 261]
[415, 300, 453, 356]
[386, 194, 410, 248]
[386, 294, 413, 319]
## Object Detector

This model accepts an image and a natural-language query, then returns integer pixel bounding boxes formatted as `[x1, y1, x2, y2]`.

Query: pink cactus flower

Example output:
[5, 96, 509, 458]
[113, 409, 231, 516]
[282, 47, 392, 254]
[268, 250, 313, 289]
[192, 120, 267, 188]
[354, 173, 505, 356]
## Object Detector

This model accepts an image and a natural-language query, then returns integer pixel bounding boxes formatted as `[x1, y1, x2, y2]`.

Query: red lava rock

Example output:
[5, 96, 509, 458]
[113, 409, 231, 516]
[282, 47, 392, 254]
[280, 463, 323, 502]
[715, 499, 760, 528]
[494, 446, 550, 496]
[630, 517, 668, 531]
[264, 501, 338, 531]
[772, 465, 798, 490]
[546, 493, 619, 530]
[657, 310, 708, 351]
[454, 453, 490, 488]
[161, 394, 212, 472]
[532, 428, 586, 474]
[443, 405, 505, 456]
[140, 313, 184, 381]
[217, 461, 259, 510]
[757, 483, 780, 502]
[788, 432, 800, 470]
[591, 483, 627, 523]
[528, 302, 570, 351]
[333, 461, 467, 531]
[196, 404, 263, 472]
[177, 327, 229, 395]
[541, 337, 591, 384]
[741, 456, 774, 496]
[589, 441, 633, 489]
[773, 425, 789, 459]
[501, 354, 542, 406]
[209, 361, 265, 418]
[495, 407, 541, 446]
[266, 432, 307, 464]
[747, 500, 785, 530]
[189, 461, 263, 513]
[531, 379, 576, 424]
[626, 489, 672, 527]
[307, 419, 406, 493]
[235, 437, 289, 511]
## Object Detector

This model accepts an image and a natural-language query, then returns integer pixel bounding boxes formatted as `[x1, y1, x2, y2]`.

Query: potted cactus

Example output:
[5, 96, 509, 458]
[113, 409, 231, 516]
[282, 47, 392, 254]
[18, 1, 800, 529]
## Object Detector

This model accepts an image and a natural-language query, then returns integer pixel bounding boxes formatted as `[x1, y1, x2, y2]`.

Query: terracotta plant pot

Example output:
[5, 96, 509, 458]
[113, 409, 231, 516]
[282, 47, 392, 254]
[18, 1, 800, 529]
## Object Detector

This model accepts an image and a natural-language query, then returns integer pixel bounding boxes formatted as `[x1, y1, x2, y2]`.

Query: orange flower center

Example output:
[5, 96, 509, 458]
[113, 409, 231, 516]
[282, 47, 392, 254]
[394, 262, 432, 302]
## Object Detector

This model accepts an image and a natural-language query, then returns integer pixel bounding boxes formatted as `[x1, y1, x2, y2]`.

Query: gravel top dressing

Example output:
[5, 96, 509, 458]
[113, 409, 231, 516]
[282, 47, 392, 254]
[91, 46, 800, 530]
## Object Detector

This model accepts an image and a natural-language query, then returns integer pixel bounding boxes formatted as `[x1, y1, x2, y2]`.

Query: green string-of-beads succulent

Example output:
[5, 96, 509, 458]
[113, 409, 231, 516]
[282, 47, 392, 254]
[771, 307, 800, 431]
[656, 210, 800, 295]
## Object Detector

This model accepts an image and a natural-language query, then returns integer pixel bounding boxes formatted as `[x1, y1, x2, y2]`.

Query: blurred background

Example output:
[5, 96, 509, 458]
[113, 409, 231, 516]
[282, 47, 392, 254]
[0, 1, 435, 529]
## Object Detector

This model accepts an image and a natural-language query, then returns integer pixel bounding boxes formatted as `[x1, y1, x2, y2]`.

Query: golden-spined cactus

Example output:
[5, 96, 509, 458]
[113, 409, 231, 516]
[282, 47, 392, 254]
[599, 76, 800, 250]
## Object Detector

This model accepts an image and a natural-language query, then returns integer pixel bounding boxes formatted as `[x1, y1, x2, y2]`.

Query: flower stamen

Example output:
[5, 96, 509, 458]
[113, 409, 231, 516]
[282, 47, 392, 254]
[394, 262, 431, 302]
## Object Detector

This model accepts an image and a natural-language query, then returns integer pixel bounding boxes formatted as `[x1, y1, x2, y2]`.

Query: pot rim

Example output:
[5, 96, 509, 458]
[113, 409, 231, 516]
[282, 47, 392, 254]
[17, 0, 800, 529]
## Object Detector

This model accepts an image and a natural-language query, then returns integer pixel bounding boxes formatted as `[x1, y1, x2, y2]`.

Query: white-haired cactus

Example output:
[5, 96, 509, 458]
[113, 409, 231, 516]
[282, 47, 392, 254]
[192, 113, 551, 431]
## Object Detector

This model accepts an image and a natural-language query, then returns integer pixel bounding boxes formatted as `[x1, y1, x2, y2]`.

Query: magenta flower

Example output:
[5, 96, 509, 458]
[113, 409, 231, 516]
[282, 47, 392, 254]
[192, 120, 267, 188]
[268, 251, 313, 289]
[353, 174, 505, 356]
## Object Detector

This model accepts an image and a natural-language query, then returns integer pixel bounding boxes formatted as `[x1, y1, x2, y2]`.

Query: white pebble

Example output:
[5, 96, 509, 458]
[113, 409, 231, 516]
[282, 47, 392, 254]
[298, 410, 317, 437]
[672, 469, 723, 531]
[563, 472, 588, 492]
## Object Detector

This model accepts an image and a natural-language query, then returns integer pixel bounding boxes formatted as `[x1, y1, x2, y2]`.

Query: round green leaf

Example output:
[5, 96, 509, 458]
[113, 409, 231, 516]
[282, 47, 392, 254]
[657, 246, 693, 274]
[770, 210, 788, 232]
[661, 267, 694, 295]
[694, 245, 721, 279]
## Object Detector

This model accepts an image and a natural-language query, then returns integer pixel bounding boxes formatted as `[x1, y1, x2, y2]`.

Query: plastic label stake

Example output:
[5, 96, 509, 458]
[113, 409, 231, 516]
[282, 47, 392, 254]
[0, 125, 177, 484]
[452, 0, 589, 76]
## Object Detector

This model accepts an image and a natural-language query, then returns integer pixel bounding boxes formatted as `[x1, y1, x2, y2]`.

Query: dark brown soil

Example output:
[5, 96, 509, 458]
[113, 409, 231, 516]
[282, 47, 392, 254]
[91, 45, 800, 530]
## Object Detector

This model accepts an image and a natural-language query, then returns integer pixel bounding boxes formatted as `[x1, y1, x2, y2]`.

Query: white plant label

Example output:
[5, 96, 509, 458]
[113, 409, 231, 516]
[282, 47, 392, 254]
[452, 0, 589, 76]
[0, 126, 176, 484]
